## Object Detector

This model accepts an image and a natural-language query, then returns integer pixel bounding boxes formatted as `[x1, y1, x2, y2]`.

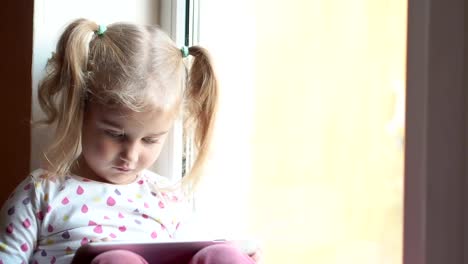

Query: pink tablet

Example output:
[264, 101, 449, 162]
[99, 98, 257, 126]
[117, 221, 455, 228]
[71, 240, 257, 264]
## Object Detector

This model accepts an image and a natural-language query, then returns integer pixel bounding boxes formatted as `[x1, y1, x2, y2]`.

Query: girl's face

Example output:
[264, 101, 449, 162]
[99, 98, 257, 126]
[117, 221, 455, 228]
[79, 102, 175, 184]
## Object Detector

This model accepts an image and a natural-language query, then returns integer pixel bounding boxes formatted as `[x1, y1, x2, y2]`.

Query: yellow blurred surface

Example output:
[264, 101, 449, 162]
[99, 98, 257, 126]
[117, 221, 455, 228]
[248, 0, 406, 263]
[197, 0, 406, 262]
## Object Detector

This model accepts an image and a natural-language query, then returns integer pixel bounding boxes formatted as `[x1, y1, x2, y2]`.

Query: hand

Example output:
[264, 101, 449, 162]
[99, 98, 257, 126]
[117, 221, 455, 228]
[89, 237, 112, 243]
[230, 239, 262, 263]
[249, 248, 262, 263]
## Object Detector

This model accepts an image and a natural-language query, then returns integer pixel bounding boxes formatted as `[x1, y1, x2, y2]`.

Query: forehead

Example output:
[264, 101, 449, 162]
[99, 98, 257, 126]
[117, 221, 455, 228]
[87, 102, 175, 132]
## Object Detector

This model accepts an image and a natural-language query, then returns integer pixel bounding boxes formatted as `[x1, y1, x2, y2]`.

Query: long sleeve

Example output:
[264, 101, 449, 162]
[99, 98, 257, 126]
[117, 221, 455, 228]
[0, 175, 40, 263]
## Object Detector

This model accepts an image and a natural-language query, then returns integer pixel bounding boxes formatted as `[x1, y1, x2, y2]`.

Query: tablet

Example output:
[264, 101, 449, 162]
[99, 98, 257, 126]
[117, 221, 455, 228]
[71, 239, 257, 264]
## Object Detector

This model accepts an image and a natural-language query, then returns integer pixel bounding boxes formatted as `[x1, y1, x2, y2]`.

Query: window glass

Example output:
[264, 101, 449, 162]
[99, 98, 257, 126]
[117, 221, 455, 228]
[196, 1, 406, 263]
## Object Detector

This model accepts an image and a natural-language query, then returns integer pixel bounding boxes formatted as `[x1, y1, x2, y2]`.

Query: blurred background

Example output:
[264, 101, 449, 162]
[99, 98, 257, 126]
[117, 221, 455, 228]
[195, 0, 407, 263]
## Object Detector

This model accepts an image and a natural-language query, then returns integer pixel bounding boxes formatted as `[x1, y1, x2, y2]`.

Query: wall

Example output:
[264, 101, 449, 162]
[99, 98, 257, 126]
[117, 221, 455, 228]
[0, 1, 33, 203]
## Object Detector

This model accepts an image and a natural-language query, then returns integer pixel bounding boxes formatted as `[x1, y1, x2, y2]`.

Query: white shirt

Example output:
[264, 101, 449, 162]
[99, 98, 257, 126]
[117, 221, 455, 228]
[0, 169, 189, 264]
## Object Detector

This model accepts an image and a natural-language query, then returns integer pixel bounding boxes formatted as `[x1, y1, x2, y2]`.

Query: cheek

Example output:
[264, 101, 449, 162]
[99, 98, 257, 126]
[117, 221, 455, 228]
[140, 145, 165, 167]
[83, 136, 119, 161]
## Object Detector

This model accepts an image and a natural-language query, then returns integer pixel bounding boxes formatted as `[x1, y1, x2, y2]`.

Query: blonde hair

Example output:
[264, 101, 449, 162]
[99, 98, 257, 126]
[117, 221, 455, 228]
[37, 18, 218, 190]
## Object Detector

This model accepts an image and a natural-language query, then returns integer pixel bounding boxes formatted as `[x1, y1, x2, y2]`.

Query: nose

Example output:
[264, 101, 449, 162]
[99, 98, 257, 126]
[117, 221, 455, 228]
[120, 141, 139, 163]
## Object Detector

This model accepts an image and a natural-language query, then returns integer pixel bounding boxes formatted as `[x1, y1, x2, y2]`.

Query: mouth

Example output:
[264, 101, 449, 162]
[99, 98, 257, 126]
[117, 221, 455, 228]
[113, 166, 133, 172]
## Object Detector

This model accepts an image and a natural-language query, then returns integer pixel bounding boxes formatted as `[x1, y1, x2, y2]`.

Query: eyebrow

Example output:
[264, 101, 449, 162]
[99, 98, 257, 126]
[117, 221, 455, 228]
[148, 131, 169, 137]
[98, 119, 122, 129]
[98, 119, 169, 137]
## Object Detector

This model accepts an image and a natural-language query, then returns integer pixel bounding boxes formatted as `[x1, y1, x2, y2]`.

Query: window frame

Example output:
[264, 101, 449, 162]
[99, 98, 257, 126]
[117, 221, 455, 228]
[151, 0, 187, 182]
[404, 0, 467, 263]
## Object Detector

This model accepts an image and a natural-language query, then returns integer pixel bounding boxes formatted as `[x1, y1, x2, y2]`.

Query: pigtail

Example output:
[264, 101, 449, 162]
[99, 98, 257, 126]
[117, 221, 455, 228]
[37, 18, 98, 176]
[183, 46, 218, 190]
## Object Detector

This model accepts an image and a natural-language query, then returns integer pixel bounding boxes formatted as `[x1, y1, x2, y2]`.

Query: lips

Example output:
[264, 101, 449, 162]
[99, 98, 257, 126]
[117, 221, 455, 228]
[114, 166, 133, 172]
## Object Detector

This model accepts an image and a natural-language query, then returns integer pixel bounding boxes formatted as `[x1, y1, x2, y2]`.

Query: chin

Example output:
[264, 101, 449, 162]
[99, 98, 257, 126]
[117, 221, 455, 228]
[105, 176, 134, 185]
[112, 172, 139, 183]
[92, 170, 132, 184]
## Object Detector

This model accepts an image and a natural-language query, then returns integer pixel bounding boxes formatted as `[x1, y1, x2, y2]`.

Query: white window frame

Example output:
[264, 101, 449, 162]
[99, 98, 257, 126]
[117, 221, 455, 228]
[151, 0, 188, 182]
[155, 0, 200, 181]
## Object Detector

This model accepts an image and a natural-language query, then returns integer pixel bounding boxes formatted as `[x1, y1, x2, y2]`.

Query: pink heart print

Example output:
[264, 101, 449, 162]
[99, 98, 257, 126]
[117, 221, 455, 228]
[36, 211, 44, 221]
[107, 197, 116, 206]
[6, 223, 13, 234]
[61, 197, 69, 205]
[22, 219, 31, 228]
[77, 186, 84, 195]
[93, 225, 103, 234]
[23, 183, 32, 191]
[20, 243, 28, 252]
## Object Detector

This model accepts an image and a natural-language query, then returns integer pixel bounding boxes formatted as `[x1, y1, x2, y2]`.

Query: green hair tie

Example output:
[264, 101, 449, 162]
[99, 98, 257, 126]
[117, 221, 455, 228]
[97, 25, 107, 36]
[181, 46, 189, 58]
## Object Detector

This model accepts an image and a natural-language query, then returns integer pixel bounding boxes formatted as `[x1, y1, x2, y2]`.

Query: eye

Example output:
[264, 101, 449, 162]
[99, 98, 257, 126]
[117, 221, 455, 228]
[105, 130, 124, 139]
[142, 137, 160, 144]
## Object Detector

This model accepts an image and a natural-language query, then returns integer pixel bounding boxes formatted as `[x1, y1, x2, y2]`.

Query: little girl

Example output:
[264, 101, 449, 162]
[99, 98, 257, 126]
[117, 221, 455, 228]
[0, 19, 257, 264]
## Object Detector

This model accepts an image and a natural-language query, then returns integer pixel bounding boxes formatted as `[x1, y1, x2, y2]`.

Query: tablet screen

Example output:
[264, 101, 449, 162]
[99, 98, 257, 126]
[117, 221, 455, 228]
[71, 240, 227, 264]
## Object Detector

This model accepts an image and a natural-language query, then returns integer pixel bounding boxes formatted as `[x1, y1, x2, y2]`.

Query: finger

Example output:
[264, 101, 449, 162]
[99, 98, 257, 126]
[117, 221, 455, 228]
[249, 250, 262, 263]
[90, 237, 110, 243]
